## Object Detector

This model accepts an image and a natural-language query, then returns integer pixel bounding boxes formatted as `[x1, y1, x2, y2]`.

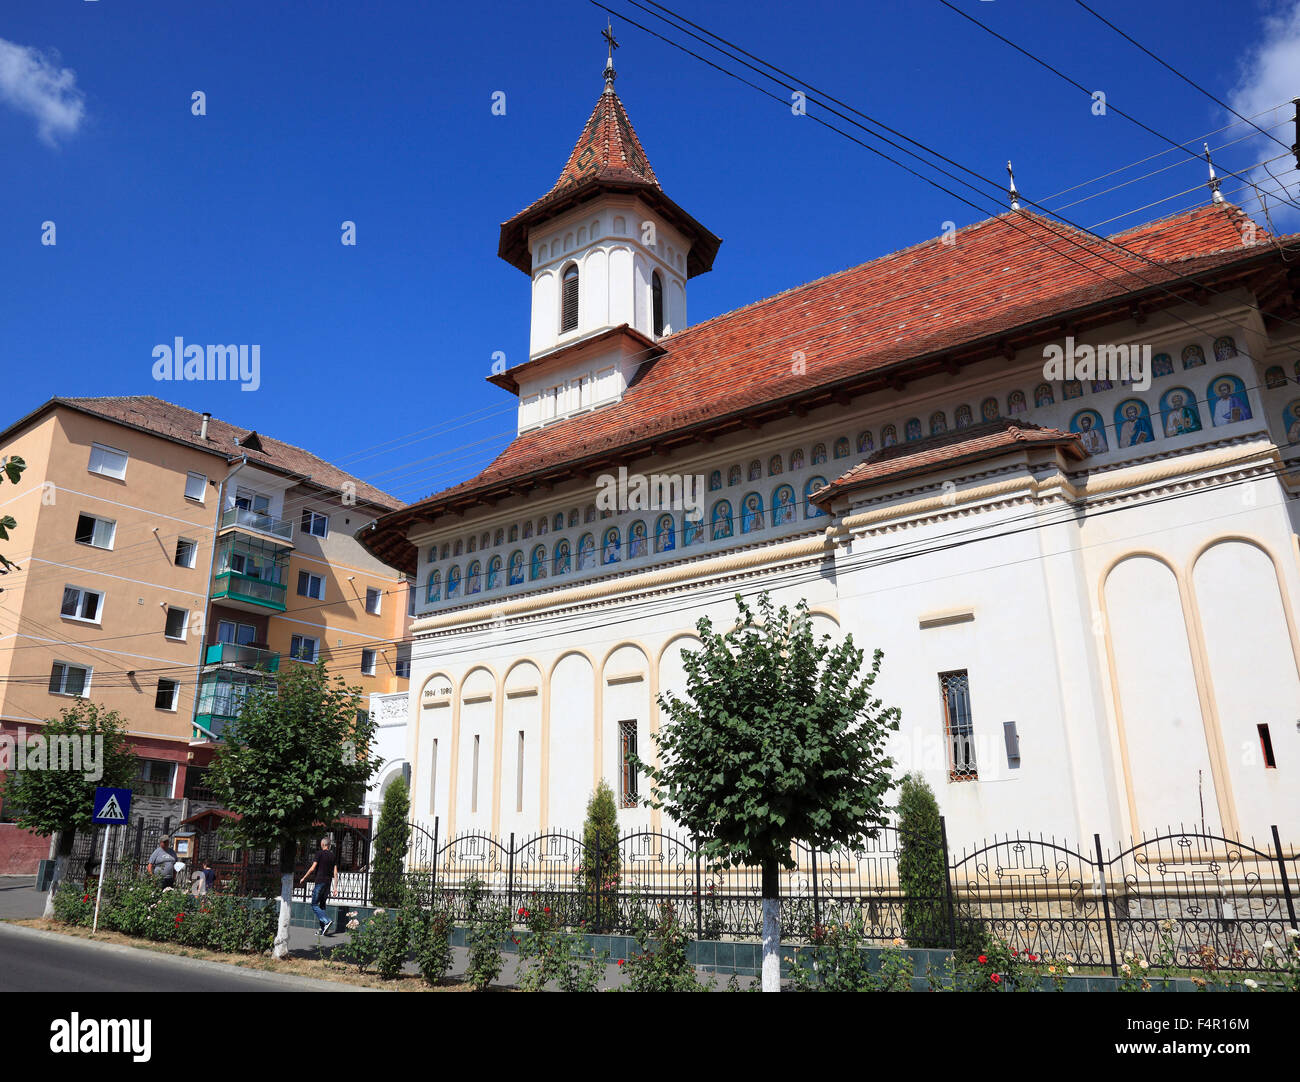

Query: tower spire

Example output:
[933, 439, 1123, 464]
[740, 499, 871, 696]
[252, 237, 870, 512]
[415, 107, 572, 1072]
[1007, 160, 1020, 210]
[602, 18, 619, 93]
[1204, 142, 1224, 204]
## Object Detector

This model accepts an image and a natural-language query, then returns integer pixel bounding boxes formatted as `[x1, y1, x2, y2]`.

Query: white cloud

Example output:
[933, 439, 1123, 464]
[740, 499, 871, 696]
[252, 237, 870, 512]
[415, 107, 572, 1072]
[0, 38, 85, 146]
[1227, 3, 1300, 229]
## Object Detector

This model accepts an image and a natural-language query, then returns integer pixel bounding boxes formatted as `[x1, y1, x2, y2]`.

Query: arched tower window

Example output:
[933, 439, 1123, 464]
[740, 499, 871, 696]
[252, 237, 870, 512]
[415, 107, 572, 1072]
[561, 263, 580, 333]
[651, 271, 664, 337]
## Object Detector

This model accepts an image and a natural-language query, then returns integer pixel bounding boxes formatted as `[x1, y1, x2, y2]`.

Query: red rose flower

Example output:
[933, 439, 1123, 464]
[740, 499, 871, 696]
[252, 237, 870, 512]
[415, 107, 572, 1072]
[544, 907, 551, 913]
[517, 907, 527, 916]
[82, 894, 90, 902]
[991, 973, 1001, 984]
[1028, 953, 1038, 962]
[978, 954, 988, 964]
[617, 959, 624, 966]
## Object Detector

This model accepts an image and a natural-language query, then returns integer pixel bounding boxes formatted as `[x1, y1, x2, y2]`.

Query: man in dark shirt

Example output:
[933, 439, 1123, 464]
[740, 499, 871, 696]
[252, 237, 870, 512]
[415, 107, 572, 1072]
[299, 837, 339, 935]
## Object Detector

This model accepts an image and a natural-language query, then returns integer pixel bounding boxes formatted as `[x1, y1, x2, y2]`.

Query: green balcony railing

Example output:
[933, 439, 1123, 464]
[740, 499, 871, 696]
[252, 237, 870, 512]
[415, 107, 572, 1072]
[203, 642, 280, 672]
[220, 505, 293, 542]
[211, 570, 287, 611]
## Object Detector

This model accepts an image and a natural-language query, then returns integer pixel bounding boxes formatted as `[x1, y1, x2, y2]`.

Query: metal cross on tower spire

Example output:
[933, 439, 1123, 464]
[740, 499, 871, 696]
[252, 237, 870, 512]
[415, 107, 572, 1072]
[603, 19, 619, 91]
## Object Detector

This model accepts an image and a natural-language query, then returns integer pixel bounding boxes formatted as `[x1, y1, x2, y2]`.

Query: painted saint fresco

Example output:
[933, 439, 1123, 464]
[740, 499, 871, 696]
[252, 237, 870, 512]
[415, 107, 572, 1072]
[1213, 336, 1238, 362]
[1182, 344, 1206, 369]
[1007, 390, 1027, 415]
[748, 460, 762, 482]
[1283, 399, 1300, 445]
[554, 540, 571, 575]
[709, 470, 722, 491]
[773, 484, 796, 525]
[741, 493, 764, 533]
[467, 561, 482, 594]
[655, 514, 676, 552]
[905, 418, 922, 441]
[1034, 384, 1054, 408]
[553, 512, 565, 532]
[1070, 409, 1108, 454]
[930, 411, 947, 436]
[712, 500, 734, 539]
[1114, 400, 1154, 447]
[954, 405, 972, 429]
[530, 546, 547, 580]
[1209, 376, 1251, 425]
[881, 425, 898, 447]
[577, 534, 595, 570]
[857, 431, 873, 454]
[537, 517, 548, 536]
[1152, 353, 1174, 378]
[523, 521, 533, 540]
[684, 516, 703, 546]
[447, 566, 461, 597]
[426, 570, 441, 603]
[1160, 388, 1202, 437]
[509, 551, 525, 585]
[804, 477, 826, 519]
[602, 529, 621, 564]
[487, 556, 502, 590]
[769, 454, 783, 476]
[629, 521, 648, 557]
[1265, 366, 1287, 390]
[980, 397, 998, 422]
[1062, 380, 1083, 400]
[834, 437, 850, 459]
[728, 465, 742, 486]
[790, 448, 805, 471]
[812, 443, 827, 465]
[1091, 379, 1112, 393]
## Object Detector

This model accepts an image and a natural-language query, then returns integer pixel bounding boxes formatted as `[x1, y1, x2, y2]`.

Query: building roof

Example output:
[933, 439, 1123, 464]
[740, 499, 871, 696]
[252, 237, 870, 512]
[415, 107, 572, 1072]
[811, 419, 1087, 505]
[497, 85, 722, 278]
[364, 201, 1294, 573]
[1, 395, 400, 511]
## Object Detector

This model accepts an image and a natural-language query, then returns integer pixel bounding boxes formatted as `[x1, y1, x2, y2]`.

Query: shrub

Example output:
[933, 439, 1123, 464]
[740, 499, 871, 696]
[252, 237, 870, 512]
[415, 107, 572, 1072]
[578, 780, 620, 932]
[52, 879, 95, 926]
[336, 907, 412, 979]
[897, 773, 946, 948]
[515, 901, 607, 992]
[790, 917, 873, 991]
[412, 904, 455, 986]
[466, 905, 511, 991]
[619, 901, 707, 992]
[370, 777, 411, 908]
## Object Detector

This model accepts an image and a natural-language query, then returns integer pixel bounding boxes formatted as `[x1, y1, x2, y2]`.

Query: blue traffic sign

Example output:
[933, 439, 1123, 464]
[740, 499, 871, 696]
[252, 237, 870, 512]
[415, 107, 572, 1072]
[92, 787, 132, 824]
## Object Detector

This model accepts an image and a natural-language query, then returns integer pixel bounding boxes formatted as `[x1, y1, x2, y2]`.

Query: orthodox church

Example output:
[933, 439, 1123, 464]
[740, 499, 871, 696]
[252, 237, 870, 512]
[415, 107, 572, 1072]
[362, 53, 1300, 850]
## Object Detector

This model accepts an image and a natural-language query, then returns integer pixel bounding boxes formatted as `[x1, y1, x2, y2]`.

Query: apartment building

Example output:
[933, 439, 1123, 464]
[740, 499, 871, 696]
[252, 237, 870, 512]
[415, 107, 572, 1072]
[0, 396, 410, 870]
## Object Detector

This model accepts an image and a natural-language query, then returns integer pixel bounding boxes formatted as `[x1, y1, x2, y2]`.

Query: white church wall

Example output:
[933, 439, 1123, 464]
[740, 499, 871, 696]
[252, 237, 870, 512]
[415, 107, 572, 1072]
[499, 661, 544, 840]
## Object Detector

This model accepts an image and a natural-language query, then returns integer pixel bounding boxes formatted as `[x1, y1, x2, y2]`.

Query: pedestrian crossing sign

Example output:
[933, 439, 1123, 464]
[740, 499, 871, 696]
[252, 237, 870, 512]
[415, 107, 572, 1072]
[92, 787, 132, 824]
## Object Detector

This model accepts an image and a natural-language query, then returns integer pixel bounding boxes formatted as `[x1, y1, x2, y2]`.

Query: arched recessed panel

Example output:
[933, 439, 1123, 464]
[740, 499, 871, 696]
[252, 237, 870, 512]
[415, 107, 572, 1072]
[549, 652, 595, 826]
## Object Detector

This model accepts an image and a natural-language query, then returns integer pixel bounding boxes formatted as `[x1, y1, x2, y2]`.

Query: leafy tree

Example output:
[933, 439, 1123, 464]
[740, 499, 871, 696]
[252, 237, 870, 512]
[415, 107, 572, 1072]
[897, 772, 946, 948]
[0, 701, 136, 917]
[577, 779, 620, 931]
[370, 774, 410, 907]
[0, 455, 26, 575]
[204, 662, 382, 957]
[636, 593, 900, 991]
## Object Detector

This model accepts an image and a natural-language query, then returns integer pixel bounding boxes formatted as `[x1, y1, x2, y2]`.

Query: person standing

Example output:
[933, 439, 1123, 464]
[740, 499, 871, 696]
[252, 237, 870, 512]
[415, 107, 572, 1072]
[299, 836, 339, 936]
[147, 836, 179, 889]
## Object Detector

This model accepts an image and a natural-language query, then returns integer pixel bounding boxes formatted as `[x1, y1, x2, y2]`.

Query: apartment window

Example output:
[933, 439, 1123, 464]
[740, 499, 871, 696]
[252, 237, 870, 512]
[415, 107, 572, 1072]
[87, 443, 128, 480]
[297, 570, 324, 600]
[940, 670, 978, 781]
[184, 472, 207, 502]
[619, 720, 638, 808]
[164, 607, 188, 640]
[155, 678, 180, 711]
[60, 586, 103, 623]
[365, 587, 382, 615]
[395, 649, 410, 680]
[361, 648, 376, 676]
[301, 510, 329, 538]
[174, 538, 197, 568]
[234, 489, 270, 515]
[74, 513, 116, 550]
[135, 759, 176, 798]
[215, 620, 257, 645]
[1258, 724, 1277, 769]
[49, 662, 91, 697]
[289, 634, 318, 662]
[560, 263, 579, 332]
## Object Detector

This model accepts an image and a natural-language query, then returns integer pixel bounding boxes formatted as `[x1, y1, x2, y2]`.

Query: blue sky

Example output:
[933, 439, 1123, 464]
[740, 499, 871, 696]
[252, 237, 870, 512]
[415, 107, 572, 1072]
[4, 0, 1298, 505]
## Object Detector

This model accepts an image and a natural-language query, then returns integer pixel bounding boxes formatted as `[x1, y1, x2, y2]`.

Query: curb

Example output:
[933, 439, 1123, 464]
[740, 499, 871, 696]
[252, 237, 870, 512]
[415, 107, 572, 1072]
[0, 921, 380, 992]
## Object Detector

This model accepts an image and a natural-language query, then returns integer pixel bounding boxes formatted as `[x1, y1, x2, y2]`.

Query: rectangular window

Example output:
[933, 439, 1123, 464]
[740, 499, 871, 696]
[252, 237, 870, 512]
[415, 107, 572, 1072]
[234, 489, 270, 514]
[471, 735, 480, 814]
[49, 662, 91, 697]
[406, 580, 416, 618]
[577, 374, 593, 408]
[300, 510, 329, 538]
[289, 634, 318, 662]
[365, 587, 381, 615]
[184, 472, 207, 502]
[174, 538, 197, 568]
[517, 731, 525, 813]
[395, 651, 410, 680]
[74, 513, 116, 550]
[940, 670, 978, 781]
[619, 720, 638, 808]
[87, 443, 128, 480]
[164, 607, 187, 640]
[1258, 724, 1277, 769]
[361, 648, 376, 676]
[297, 571, 324, 600]
[135, 759, 176, 798]
[155, 678, 179, 711]
[60, 586, 103, 623]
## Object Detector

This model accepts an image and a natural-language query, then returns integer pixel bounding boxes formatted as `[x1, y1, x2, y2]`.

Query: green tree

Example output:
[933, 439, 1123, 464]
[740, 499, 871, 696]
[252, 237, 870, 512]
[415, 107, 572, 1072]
[370, 774, 410, 907]
[578, 779, 620, 931]
[636, 593, 900, 992]
[0, 701, 136, 917]
[896, 772, 946, 948]
[0, 455, 26, 574]
[204, 662, 382, 957]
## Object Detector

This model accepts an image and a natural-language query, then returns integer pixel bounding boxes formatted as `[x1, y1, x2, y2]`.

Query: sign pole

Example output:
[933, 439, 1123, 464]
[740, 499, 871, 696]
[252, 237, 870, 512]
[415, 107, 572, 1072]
[91, 825, 111, 934]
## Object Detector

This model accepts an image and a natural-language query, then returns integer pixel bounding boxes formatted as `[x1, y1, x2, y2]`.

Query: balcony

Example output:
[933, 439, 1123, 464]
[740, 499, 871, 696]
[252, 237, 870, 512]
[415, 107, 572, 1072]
[212, 570, 287, 612]
[193, 670, 274, 743]
[203, 642, 280, 672]
[220, 505, 294, 543]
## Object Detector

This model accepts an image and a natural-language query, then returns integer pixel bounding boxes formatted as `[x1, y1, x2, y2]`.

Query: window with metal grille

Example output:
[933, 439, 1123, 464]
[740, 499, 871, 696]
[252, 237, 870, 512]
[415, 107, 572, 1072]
[560, 264, 579, 332]
[652, 271, 664, 336]
[940, 670, 977, 781]
[619, 720, 638, 808]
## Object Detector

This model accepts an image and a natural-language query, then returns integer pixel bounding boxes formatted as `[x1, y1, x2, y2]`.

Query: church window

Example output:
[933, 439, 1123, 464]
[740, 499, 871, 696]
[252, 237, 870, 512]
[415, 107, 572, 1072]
[429, 739, 438, 814]
[940, 670, 977, 782]
[561, 263, 580, 333]
[619, 721, 639, 808]
[517, 731, 526, 812]
[1258, 724, 1276, 769]
[471, 735, 480, 813]
[652, 271, 664, 337]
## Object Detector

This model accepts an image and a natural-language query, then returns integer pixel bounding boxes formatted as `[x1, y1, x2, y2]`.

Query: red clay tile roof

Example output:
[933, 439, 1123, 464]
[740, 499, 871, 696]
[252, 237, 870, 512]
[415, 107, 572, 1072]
[498, 87, 721, 277]
[366, 202, 1294, 572]
[811, 419, 1086, 504]
[15, 396, 400, 511]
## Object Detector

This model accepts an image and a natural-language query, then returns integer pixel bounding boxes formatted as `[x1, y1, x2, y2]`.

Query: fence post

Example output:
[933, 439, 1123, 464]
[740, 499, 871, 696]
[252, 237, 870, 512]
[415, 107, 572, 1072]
[429, 817, 439, 901]
[507, 832, 516, 918]
[940, 816, 957, 951]
[1271, 824, 1298, 931]
[810, 847, 822, 931]
[1094, 833, 1119, 978]
[133, 818, 144, 866]
[694, 849, 703, 940]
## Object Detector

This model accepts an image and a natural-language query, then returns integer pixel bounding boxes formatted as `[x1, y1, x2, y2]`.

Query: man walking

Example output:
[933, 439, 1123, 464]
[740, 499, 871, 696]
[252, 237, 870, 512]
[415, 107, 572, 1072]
[147, 836, 179, 889]
[299, 836, 339, 936]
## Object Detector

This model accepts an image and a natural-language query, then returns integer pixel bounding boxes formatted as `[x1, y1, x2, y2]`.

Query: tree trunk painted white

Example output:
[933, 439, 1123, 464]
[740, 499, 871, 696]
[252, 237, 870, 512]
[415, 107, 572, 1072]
[273, 871, 293, 958]
[761, 896, 781, 991]
[42, 855, 68, 919]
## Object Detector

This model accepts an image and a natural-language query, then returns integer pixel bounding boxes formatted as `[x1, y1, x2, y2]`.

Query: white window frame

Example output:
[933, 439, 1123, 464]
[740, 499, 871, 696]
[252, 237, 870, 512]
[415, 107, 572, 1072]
[74, 513, 116, 550]
[60, 585, 104, 624]
[361, 648, 376, 676]
[174, 537, 198, 568]
[49, 661, 92, 698]
[365, 587, 382, 615]
[87, 443, 128, 480]
[289, 634, 319, 663]
[155, 678, 180, 711]
[164, 606, 188, 641]
[301, 510, 329, 538]
[184, 472, 207, 502]
[298, 570, 324, 600]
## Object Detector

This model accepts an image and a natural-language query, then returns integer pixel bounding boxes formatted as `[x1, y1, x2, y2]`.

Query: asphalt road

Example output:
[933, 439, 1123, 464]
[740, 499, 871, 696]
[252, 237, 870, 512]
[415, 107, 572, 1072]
[0, 923, 359, 992]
